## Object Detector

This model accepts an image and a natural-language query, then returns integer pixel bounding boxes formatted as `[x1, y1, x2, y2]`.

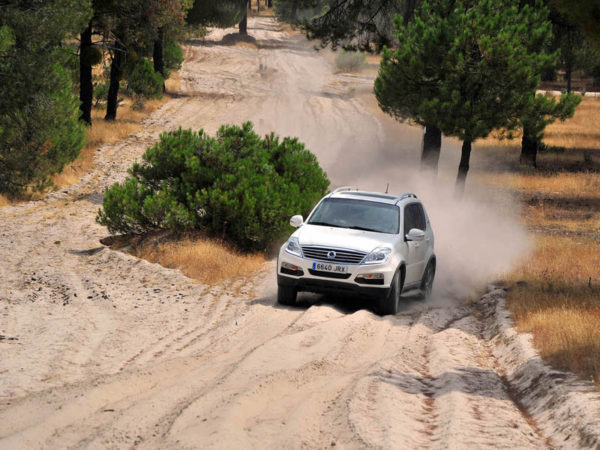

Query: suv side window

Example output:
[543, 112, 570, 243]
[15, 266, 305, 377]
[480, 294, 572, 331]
[414, 203, 427, 231]
[404, 203, 426, 236]
[403, 204, 416, 236]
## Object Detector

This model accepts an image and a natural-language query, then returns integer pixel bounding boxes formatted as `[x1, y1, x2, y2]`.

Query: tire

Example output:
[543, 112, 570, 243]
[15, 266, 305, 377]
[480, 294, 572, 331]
[277, 284, 297, 306]
[419, 260, 436, 300]
[377, 269, 402, 316]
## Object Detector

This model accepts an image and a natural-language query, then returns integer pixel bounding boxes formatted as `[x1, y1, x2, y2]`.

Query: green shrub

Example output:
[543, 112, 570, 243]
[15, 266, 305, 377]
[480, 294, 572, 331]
[183, 24, 208, 41]
[164, 40, 184, 77]
[335, 50, 366, 72]
[93, 77, 109, 107]
[127, 58, 163, 99]
[97, 122, 330, 251]
[0, 62, 86, 196]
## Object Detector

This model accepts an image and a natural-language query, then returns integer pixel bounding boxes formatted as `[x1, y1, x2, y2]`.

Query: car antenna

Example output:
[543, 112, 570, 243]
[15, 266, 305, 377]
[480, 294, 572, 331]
[385, 183, 389, 194]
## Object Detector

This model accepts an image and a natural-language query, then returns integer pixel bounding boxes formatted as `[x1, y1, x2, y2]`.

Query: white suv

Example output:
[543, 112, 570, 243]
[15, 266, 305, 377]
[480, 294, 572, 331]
[277, 188, 436, 315]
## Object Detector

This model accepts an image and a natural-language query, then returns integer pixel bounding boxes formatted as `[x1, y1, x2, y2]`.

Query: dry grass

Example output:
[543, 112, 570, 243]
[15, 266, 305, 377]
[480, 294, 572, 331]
[335, 50, 366, 73]
[131, 234, 266, 285]
[478, 97, 600, 151]
[0, 194, 12, 208]
[482, 171, 599, 195]
[476, 96, 600, 387]
[505, 236, 600, 385]
[545, 97, 600, 150]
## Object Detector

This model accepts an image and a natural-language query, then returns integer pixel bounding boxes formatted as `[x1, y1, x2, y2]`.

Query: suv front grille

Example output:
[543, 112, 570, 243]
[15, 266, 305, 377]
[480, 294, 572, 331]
[301, 246, 367, 264]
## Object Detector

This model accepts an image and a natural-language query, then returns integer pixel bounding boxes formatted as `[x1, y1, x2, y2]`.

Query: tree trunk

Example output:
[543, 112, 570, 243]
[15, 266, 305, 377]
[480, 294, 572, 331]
[105, 34, 125, 121]
[420, 124, 442, 175]
[403, 0, 416, 25]
[79, 20, 93, 125]
[239, 12, 247, 35]
[268, 0, 272, 7]
[291, 3, 297, 22]
[153, 27, 166, 92]
[566, 62, 572, 93]
[455, 140, 472, 198]
[520, 126, 538, 168]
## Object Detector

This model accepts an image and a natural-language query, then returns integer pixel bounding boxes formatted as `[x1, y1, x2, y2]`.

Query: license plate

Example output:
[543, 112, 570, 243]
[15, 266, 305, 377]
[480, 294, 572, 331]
[313, 262, 348, 273]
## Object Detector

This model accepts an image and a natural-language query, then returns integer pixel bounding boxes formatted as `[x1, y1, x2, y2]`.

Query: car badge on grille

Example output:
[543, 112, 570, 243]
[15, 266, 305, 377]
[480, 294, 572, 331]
[327, 251, 337, 259]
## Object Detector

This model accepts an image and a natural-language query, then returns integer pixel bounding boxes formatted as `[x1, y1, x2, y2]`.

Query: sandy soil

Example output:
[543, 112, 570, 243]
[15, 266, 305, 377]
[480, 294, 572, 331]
[1, 17, 599, 449]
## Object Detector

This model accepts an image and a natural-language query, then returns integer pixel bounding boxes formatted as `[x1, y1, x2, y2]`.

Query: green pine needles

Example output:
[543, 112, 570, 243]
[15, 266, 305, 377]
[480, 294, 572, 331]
[375, 0, 555, 193]
[97, 122, 330, 251]
[127, 59, 164, 100]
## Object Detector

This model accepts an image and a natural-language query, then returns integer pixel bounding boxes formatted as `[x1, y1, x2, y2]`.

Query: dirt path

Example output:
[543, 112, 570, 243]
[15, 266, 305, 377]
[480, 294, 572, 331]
[1, 17, 599, 449]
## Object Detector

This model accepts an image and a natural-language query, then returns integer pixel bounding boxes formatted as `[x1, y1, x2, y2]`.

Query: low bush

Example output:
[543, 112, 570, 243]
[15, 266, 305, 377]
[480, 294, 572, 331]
[93, 78, 109, 107]
[127, 58, 163, 99]
[335, 50, 366, 72]
[164, 40, 184, 78]
[97, 122, 330, 251]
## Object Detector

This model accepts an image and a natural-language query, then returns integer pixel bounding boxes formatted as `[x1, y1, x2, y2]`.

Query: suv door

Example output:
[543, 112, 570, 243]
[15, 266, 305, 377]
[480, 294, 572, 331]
[403, 203, 427, 285]
[412, 203, 429, 278]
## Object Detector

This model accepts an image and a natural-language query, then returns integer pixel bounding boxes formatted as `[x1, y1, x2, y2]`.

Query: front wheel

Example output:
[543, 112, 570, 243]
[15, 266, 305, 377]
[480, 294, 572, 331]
[277, 284, 297, 306]
[419, 261, 436, 300]
[377, 270, 402, 316]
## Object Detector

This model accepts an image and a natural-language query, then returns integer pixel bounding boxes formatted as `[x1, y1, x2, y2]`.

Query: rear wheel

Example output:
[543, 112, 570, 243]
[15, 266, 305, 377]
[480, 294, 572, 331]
[277, 284, 297, 306]
[377, 270, 402, 315]
[419, 260, 435, 300]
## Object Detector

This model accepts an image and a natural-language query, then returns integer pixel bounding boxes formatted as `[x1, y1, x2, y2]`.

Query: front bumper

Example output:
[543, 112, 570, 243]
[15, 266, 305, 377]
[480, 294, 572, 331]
[277, 247, 396, 300]
[277, 274, 389, 300]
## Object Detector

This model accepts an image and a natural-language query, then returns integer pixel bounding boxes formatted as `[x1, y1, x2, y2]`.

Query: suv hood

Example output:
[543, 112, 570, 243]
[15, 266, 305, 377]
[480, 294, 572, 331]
[294, 224, 397, 253]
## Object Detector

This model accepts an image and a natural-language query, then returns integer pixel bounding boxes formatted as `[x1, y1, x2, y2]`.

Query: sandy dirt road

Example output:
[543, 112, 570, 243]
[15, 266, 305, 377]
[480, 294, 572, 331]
[1, 17, 599, 449]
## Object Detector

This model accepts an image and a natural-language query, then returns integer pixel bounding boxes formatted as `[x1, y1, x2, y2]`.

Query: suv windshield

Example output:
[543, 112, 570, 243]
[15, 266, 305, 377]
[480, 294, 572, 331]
[308, 198, 399, 234]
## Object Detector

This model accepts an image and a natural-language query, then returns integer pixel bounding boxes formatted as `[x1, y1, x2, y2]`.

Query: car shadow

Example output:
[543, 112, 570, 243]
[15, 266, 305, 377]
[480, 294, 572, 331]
[247, 289, 425, 315]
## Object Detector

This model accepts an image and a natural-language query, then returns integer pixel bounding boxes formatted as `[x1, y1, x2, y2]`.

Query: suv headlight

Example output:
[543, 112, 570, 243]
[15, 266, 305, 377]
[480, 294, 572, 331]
[362, 247, 392, 265]
[285, 237, 303, 257]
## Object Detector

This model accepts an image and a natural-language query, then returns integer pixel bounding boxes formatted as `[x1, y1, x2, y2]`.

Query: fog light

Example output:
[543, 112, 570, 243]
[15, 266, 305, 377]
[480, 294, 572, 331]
[356, 273, 385, 285]
[281, 261, 304, 276]
[357, 273, 384, 280]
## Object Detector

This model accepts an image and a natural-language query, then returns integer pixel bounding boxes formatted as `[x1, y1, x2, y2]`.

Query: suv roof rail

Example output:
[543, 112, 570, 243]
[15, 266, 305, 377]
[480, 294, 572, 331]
[332, 186, 359, 194]
[395, 193, 418, 203]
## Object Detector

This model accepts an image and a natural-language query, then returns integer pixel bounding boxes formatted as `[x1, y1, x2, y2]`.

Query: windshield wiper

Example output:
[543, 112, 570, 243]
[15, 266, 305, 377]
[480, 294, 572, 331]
[308, 221, 343, 228]
[348, 225, 382, 233]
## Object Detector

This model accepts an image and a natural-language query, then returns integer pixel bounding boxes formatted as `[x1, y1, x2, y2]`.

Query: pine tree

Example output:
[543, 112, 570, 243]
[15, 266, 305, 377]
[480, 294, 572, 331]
[518, 93, 581, 167]
[78, 0, 120, 125]
[0, 0, 91, 196]
[151, 0, 191, 92]
[376, 0, 554, 195]
[295, 0, 416, 51]
[102, 0, 180, 121]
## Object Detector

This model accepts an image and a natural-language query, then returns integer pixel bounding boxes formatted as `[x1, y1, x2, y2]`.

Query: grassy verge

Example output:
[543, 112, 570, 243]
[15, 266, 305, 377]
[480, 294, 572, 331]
[478, 97, 600, 386]
[106, 233, 266, 286]
[505, 235, 599, 385]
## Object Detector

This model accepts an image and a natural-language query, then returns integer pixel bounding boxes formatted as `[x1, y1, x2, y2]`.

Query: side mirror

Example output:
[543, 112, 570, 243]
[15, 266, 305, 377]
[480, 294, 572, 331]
[290, 215, 304, 228]
[405, 228, 425, 242]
